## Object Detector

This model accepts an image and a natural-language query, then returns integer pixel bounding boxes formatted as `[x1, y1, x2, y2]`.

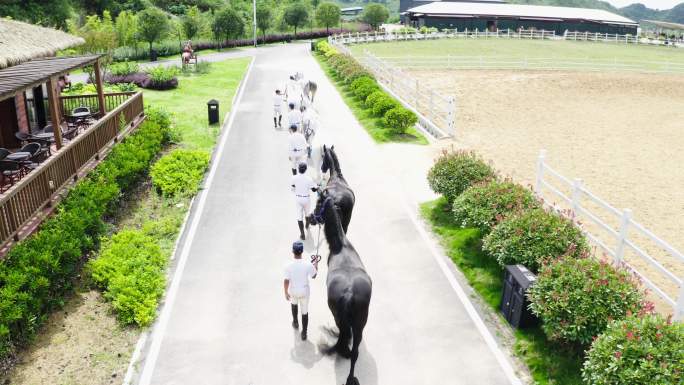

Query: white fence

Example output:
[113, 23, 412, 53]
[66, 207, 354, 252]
[535, 150, 684, 320]
[359, 49, 456, 138]
[368, 55, 684, 74]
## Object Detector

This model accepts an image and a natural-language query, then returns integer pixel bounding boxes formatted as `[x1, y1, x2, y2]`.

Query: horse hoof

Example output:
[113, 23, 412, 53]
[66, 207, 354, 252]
[345, 376, 359, 385]
[337, 345, 352, 359]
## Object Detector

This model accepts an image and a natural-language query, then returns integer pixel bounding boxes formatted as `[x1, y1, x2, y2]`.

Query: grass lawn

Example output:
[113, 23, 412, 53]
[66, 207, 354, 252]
[351, 39, 684, 68]
[142, 57, 251, 151]
[420, 197, 584, 385]
[313, 53, 428, 145]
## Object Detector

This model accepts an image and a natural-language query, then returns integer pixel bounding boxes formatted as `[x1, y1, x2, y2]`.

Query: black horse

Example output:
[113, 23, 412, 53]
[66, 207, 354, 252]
[319, 145, 355, 233]
[315, 196, 372, 385]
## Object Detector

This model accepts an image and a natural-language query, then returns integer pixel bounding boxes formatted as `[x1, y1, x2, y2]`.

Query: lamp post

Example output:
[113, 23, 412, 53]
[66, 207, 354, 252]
[253, 0, 257, 47]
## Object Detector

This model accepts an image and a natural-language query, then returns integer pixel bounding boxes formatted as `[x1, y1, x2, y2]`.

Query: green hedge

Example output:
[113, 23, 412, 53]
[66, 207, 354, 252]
[89, 230, 166, 327]
[483, 208, 590, 273]
[383, 107, 418, 135]
[0, 108, 169, 358]
[528, 257, 645, 346]
[427, 150, 497, 204]
[452, 180, 540, 233]
[151, 149, 210, 198]
[582, 314, 683, 384]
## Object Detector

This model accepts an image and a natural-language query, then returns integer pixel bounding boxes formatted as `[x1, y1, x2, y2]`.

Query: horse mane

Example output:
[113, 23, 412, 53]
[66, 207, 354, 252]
[330, 148, 343, 177]
[323, 198, 346, 254]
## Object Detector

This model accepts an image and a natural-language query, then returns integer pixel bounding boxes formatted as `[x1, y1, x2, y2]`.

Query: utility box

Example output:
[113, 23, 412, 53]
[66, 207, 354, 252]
[207, 99, 219, 125]
[501, 265, 538, 329]
[311, 40, 316, 51]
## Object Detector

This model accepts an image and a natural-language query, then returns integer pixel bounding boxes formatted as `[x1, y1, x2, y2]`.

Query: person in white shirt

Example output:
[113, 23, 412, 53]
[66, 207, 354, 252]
[284, 240, 318, 341]
[291, 162, 318, 240]
[288, 125, 308, 176]
[286, 76, 301, 110]
[273, 89, 284, 128]
[287, 103, 302, 133]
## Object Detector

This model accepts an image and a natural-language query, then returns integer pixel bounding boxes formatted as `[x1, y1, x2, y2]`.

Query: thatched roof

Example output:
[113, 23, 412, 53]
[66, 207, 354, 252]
[0, 18, 84, 70]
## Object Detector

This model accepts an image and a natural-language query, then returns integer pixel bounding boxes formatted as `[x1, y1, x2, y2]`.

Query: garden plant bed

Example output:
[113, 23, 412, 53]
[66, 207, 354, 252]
[421, 197, 584, 385]
[0, 58, 250, 384]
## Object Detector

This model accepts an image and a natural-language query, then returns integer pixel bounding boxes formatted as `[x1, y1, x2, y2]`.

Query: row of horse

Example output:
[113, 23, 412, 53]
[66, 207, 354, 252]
[312, 145, 372, 385]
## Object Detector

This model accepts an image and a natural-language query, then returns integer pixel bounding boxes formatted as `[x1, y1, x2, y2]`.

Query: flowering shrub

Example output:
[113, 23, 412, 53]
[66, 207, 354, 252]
[427, 150, 496, 204]
[528, 257, 645, 346]
[582, 314, 683, 384]
[452, 180, 539, 233]
[483, 208, 589, 272]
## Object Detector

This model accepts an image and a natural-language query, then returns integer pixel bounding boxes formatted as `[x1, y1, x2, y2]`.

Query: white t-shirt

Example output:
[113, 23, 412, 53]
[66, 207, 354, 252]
[273, 94, 283, 108]
[287, 109, 302, 127]
[291, 173, 317, 196]
[288, 132, 307, 154]
[285, 258, 316, 297]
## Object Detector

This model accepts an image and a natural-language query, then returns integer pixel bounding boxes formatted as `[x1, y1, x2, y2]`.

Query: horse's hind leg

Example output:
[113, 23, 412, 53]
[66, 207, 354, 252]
[345, 326, 363, 385]
[327, 315, 351, 358]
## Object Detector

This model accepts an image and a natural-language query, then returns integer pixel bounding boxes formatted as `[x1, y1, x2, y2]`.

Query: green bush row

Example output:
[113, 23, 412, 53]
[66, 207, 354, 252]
[151, 149, 210, 198]
[89, 229, 166, 327]
[426, 150, 681, 383]
[0, 107, 169, 358]
[316, 41, 418, 136]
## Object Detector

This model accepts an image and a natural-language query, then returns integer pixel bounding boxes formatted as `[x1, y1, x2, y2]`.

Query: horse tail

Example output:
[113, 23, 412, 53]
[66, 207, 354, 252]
[341, 291, 354, 326]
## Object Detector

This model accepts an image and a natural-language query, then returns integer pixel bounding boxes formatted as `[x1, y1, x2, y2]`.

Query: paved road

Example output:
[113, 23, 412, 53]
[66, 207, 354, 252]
[134, 43, 520, 385]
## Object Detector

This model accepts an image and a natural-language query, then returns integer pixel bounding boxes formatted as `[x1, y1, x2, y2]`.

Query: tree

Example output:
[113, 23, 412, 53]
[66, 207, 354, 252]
[256, 4, 272, 42]
[315, 2, 340, 35]
[212, 7, 245, 49]
[137, 7, 170, 59]
[283, 2, 309, 38]
[362, 3, 389, 30]
[74, 11, 118, 79]
[182, 6, 203, 40]
[115, 10, 138, 48]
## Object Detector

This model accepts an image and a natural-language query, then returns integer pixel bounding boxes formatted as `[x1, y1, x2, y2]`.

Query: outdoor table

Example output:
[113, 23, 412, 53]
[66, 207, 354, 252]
[34, 133, 54, 140]
[6, 152, 31, 161]
[68, 111, 91, 121]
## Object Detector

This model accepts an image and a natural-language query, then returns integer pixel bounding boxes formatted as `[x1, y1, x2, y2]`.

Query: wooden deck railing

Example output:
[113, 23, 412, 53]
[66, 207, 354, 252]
[0, 91, 145, 247]
[60, 92, 135, 117]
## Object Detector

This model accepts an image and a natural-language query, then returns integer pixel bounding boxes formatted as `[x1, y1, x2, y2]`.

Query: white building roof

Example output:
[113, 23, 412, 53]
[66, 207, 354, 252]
[406, 2, 637, 26]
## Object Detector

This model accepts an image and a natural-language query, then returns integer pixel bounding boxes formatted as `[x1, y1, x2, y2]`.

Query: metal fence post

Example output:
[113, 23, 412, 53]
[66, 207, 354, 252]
[447, 96, 456, 136]
[571, 178, 583, 216]
[429, 89, 434, 120]
[614, 209, 632, 264]
[415, 79, 420, 109]
[535, 149, 547, 195]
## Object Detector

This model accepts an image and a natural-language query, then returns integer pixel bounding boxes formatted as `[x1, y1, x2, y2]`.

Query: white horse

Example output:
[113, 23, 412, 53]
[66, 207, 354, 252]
[294, 72, 318, 104]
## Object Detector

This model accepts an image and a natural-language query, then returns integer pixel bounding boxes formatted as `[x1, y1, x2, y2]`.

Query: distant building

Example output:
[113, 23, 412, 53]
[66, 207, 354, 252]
[403, 2, 638, 34]
[341, 6, 364, 20]
[400, 0, 504, 22]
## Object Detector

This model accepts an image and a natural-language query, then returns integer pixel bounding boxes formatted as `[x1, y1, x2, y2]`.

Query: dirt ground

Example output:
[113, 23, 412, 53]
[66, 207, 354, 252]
[410, 69, 684, 312]
[0, 287, 139, 385]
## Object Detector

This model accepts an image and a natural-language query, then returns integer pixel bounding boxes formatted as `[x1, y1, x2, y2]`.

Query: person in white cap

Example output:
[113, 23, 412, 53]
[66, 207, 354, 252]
[287, 103, 302, 132]
[285, 75, 301, 110]
[288, 125, 308, 176]
[291, 162, 318, 240]
[273, 89, 284, 128]
[284, 240, 318, 341]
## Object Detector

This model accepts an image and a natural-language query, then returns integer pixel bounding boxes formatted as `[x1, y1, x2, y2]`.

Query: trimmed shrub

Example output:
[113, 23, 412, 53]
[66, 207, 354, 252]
[103, 72, 150, 88]
[483, 208, 589, 273]
[452, 180, 539, 233]
[109, 61, 140, 76]
[383, 107, 417, 135]
[353, 82, 379, 102]
[150, 149, 210, 198]
[371, 95, 399, 116]
[582, 314, 683, 385]
[89, 230, 166, 327]
[143, 66, 179, 90]
[528, 257, 645, 346]
[365, 90, 386, 109]
[427, 150, 496, 204]
[0, 109, 169, 357]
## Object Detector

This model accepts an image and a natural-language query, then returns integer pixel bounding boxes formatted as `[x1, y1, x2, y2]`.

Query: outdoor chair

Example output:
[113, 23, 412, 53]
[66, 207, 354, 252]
[0, 148, 9, 161]
[72, 106, 90, 115]
[28, 138, 52, 157]
[15, 131, 30, 144]
[0, 160, 25, 192]
[18, 143, 46, 163]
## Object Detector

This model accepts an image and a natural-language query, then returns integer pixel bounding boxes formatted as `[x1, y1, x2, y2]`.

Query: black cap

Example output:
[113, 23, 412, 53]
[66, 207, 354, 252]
[292, 241, 304, 254]
[298, 162, 307, 174]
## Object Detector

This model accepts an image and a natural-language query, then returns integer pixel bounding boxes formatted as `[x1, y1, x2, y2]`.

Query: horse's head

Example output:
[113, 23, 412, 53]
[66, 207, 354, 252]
[321, 144, 334, 174]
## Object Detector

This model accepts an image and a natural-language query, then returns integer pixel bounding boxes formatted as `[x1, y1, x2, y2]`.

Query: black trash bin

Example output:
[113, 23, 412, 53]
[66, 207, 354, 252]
[501, 265, 538, 329]
[311, 40, 316, 51]
[150, 49, 158, 62]
[207, 99, 219, 125]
